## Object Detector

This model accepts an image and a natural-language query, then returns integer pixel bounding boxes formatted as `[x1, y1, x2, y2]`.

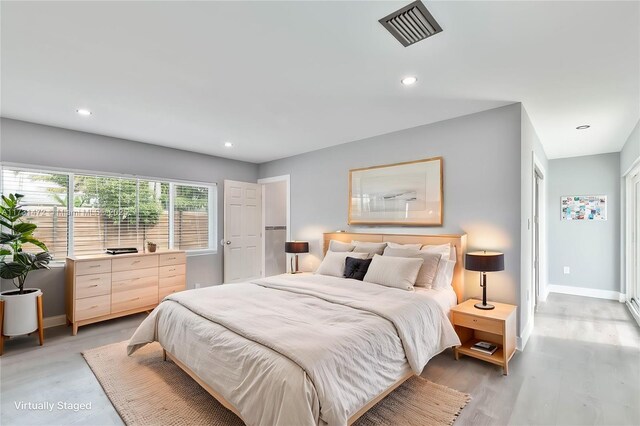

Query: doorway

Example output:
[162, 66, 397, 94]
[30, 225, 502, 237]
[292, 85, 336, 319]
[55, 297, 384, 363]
[533, 168, 542, 311]
[258, 175, 290, 277]
[626, 164, 640, 324]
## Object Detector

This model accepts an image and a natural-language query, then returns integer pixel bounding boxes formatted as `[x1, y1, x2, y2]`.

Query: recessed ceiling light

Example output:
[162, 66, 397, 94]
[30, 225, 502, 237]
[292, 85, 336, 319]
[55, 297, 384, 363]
[576, 125, 590, 130]
[401, 76, 417, 86]
[76, 108, 92, 116]
[224, 142, 233, 148]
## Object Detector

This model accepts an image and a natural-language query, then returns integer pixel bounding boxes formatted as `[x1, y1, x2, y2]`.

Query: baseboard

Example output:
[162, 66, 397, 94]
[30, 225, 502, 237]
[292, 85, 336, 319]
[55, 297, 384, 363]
[517, 319, 534, 351]
[43, 314, 67, 329]
[547, 284, 624, 302]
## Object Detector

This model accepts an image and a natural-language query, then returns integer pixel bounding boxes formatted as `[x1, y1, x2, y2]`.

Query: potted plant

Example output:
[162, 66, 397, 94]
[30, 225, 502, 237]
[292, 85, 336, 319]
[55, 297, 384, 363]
[146, 241, 157, 253]
[0, 194, 52, 337]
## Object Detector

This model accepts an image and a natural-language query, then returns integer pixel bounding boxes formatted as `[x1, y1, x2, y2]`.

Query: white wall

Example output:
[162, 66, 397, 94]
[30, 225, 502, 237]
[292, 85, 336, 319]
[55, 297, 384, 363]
[264, 181, 287, 227]
[621, 119, 640, 175]
[547, 153, 620, 292]
[260, 104, 531, 336]
[0, 118, 259, 317]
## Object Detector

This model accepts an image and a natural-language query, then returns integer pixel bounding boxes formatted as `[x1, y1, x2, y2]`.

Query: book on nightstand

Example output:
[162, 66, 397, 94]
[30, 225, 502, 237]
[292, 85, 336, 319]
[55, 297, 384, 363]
[470, 341, 498, 355]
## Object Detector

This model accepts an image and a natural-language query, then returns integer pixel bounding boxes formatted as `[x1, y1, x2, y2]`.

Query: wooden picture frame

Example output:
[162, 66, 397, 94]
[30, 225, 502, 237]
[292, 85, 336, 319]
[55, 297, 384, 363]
[348, 157, 443, 226]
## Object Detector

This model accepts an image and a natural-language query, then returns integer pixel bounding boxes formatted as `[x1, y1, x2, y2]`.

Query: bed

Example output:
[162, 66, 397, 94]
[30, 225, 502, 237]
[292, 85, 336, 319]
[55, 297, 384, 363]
[127, 233, 466, 426]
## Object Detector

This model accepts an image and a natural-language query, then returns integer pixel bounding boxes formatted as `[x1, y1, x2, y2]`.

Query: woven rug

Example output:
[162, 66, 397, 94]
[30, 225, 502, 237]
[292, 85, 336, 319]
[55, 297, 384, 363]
[83, 341, 470, 426]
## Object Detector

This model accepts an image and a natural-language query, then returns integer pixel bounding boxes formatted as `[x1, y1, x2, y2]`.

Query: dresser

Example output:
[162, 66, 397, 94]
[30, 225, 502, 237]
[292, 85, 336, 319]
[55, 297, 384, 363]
[65, 250, 186, 335]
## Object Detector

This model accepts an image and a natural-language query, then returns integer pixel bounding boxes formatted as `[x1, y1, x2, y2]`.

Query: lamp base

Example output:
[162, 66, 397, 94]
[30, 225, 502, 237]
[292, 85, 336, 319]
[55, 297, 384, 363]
[474, 302, 495, 310]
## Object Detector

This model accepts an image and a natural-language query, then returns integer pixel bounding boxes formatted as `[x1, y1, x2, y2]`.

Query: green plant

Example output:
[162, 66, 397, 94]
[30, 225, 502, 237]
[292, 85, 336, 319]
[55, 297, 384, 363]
[0, 193, 52, 294]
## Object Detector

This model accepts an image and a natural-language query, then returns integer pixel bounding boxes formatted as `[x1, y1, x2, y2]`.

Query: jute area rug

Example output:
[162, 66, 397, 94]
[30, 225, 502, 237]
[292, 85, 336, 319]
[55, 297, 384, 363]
[83, 341, 470, 426]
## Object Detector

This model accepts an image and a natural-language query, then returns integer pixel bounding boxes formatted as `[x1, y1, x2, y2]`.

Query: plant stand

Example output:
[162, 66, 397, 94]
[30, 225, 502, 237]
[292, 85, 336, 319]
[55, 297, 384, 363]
[0, 294, 44, 356]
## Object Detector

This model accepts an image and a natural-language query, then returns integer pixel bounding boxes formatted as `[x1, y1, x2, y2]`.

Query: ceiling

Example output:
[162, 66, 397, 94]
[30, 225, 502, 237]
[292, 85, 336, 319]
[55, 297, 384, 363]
[1, 1, 638, 163]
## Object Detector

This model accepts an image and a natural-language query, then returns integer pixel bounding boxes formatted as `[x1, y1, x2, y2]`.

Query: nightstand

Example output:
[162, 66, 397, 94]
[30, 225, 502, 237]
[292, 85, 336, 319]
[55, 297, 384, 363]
[451, 299, 517, 375]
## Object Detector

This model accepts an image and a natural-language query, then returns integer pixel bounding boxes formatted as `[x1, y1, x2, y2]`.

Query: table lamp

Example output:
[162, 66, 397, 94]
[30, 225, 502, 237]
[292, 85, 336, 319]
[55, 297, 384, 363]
[465, 251, 505, 310]
[285, 241, 309, 274]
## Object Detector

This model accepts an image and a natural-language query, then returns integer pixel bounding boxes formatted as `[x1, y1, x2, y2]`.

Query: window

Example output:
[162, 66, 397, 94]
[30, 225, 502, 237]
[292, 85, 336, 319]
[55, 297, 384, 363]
[1, 169, 70, 261]
[173, 184, 210, 250]
[0, 165, 215, 260]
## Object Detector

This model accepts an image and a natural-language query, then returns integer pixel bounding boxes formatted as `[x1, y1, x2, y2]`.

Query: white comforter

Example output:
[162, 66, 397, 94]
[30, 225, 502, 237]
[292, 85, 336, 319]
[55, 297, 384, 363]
[127, 274, 460, 426]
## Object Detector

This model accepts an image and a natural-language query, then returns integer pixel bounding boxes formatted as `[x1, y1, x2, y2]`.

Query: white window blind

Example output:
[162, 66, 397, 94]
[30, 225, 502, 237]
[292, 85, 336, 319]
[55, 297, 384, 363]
[1, 168, 69, 260]
[173, 184, 210, 250]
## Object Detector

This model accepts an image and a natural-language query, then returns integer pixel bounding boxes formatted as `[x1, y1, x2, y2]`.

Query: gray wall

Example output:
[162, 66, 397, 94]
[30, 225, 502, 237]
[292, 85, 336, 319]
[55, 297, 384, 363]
[621, 119, 640, 175]
[0, 118, 259, 317]
[547, 153, 620, 291]
[260, 104, 525, 332]
[520, 107, 548, 336]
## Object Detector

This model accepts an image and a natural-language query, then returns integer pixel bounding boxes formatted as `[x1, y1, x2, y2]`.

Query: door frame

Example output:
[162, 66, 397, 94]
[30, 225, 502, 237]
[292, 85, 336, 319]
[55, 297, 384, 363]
[258, 175, 291, 277]
[624, 162, 640, 325]
[532, 153, 547, 310]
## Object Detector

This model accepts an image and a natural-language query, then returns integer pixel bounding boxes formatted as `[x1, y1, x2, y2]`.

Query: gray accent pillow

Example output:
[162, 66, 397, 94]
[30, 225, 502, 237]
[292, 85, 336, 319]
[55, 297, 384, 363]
[383, 247, 442, 288]
[328, 240, 355, 252]
[351, 241, 387, 256]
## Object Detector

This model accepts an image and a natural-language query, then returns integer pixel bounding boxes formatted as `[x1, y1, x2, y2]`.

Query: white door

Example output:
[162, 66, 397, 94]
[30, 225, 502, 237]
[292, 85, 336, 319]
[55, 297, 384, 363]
[223, 180, 262, 283]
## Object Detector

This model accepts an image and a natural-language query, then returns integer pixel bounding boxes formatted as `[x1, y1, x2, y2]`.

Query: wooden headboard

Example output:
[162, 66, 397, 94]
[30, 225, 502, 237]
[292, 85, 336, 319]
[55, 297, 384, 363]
[323, 232, 467, 302]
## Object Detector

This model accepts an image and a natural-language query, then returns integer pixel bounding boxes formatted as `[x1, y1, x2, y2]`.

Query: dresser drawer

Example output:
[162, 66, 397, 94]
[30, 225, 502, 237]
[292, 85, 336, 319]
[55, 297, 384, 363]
[453, 312, 502, 335]
[75, 295, 111, 321]
[112, 255, 158, 272]
[112, 267, 158, 283]
[159, 252, 186, 266]
[112, 274, 158, 293]
[111, 286, 158, 314]
[159, 264, 186, 278]
[76, 259, 111, 276]
[159, 274, 185, 289]
[75, 273, 111, 299]
[159, 284, 185, 300]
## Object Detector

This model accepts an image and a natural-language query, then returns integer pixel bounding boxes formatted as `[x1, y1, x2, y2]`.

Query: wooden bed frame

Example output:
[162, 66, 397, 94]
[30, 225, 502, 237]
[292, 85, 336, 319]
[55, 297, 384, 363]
[163, 232, 466, 425]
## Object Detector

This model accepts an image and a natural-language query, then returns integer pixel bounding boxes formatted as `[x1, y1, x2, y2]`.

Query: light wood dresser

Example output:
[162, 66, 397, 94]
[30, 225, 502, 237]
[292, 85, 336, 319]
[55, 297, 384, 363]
[451, 299, 517, 375]
[65, 250, 186, 335]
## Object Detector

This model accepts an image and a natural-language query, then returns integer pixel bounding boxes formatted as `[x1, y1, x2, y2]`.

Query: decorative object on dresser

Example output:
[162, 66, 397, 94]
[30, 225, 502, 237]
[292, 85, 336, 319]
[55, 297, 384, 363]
[146, 241, 157, 253]
[348, 157, 443, 226]
[284, 241, 308, 274]
[65, 250, 186, 335]
[451, 299, 517, 375]
[465, 250, 505, 310]
[0, 193, 52, 355]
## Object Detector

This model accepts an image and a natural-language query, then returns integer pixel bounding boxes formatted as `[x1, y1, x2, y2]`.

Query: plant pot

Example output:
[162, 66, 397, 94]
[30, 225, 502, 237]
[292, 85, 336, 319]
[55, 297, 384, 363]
[147, 244, 157, 253]
[0, 288, 42, 336]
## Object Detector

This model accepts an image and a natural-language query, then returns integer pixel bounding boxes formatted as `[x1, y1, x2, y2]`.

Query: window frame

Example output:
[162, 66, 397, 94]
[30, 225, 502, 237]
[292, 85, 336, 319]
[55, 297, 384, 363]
[0, 162, 218, 261]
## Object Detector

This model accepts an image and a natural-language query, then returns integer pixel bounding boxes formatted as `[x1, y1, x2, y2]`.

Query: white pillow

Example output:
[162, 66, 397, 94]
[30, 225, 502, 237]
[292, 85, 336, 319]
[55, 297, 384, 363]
[383, 247, 441, 288]
[386, 242, 422, 250]
[351, 241, 387, 255]
[421, 243, 451, 260]
[363, 254, 424, 291]
[432, 259, 456, 290]
[316, 251, 368, 277]
[328, 240, 355, 252]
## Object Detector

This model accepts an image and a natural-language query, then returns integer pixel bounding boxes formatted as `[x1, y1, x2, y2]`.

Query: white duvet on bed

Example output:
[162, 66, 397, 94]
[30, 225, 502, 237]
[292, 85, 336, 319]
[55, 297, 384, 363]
[128, 274, 460, 426]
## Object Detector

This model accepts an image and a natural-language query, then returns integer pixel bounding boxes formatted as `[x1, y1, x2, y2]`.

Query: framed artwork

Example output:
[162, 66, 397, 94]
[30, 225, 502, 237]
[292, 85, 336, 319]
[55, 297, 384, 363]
[561, 195, 607, 220]
[348, 157, 443, 226]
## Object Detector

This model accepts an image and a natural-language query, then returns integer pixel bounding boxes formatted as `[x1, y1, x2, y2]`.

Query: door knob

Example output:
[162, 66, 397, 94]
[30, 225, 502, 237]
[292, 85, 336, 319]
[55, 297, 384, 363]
[221, 239, 231, 246]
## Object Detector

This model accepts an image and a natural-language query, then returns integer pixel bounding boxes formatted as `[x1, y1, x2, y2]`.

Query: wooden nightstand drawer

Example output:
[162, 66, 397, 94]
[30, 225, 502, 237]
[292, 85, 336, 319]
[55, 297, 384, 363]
[453, 312, 502, 334]
[75, 295, 111, 321]
[159, 252, 186, 266]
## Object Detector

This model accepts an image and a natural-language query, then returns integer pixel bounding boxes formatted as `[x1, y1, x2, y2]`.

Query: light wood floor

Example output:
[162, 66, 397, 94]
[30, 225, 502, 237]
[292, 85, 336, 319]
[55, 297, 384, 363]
[1, 293, 638, 426]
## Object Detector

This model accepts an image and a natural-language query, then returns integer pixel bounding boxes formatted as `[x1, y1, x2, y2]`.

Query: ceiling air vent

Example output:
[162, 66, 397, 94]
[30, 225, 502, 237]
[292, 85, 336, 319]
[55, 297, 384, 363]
[378, 0, 442, 47]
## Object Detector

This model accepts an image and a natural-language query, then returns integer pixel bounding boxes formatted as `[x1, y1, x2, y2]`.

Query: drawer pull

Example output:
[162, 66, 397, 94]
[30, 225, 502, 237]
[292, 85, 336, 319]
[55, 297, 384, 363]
[132, 260, 141, 264]
[168, 257, 176, 260]
[130, 297, 140, 301]
[90, 278, 101, 281]
[169, 268, 175, 272]
[89, 265, 101, 269]
[90, 305, 98, 309]
[89, 284, 99, 288]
